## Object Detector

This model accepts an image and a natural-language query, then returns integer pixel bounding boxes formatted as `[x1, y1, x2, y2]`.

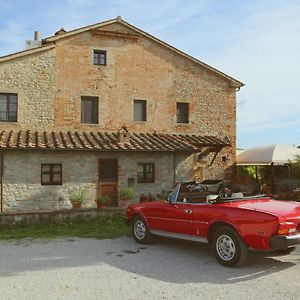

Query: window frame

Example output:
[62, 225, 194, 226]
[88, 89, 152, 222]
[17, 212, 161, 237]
[137, 163, 155, 183]
[0, 93, 18, 122]
[93, 49, 107, 66]
[81, 96, 99, 124]
[134, 99, 147, 122]
[176, 102, 189, 124]
[41, 164, 62, 185]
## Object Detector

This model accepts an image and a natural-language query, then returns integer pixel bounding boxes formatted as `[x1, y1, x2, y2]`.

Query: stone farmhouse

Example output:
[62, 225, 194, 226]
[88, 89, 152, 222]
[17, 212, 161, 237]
[0, 17, 243, 211]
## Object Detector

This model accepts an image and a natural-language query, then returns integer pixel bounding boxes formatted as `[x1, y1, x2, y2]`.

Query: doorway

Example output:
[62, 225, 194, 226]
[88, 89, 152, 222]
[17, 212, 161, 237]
[98, 159, 118, 207]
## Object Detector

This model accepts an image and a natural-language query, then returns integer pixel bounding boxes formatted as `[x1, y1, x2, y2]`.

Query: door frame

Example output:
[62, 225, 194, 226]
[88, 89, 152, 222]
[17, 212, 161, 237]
[98, 159, 119, 207]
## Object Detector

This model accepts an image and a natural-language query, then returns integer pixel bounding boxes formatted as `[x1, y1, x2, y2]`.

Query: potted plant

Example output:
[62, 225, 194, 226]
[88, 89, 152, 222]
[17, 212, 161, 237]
[139, 193, 155, 202]
[69, 189, 84, 208]
[96, 195, 109, 208]
[118, 186, 135, 208]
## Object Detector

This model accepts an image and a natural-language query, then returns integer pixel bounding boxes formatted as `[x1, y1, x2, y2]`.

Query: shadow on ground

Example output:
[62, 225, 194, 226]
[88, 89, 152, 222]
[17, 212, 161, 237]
[0, 236, 298, 284]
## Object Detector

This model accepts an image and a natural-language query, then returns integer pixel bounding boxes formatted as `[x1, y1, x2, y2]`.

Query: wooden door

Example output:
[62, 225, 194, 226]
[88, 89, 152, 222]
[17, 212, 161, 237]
[98, 159, 118, 207]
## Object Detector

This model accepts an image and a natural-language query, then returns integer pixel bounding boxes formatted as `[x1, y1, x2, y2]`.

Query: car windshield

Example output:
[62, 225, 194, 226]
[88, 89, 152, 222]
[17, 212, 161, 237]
[169, 181, 222, 204]
[169, 181, 268, 204]
[168, 184, 180, 203]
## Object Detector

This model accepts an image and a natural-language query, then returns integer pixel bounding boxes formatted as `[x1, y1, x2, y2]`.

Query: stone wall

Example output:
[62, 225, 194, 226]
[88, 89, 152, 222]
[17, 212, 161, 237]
[2, 150, 202, 212]
[0, 207, 124, 226]
[1, 149, 231, 212]
[0, 50, 56, 130]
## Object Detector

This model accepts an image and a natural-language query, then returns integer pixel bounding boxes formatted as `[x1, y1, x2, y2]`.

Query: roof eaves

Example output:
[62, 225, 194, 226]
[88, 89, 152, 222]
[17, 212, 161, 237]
[44, 17, 119, 43]
[0, 44, 55, 63]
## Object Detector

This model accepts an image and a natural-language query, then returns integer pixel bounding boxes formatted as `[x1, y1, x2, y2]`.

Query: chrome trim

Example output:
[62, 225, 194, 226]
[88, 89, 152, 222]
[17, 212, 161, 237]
[147, 216, 208, 225]
[286, 233, 300, 240]
[147, 216, 192, 223]
[150, 229, 208, 243]
[193, 220, 209, 225]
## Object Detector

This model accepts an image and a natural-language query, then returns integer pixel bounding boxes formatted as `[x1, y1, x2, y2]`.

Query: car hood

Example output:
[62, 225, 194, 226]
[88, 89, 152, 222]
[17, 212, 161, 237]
[220, 198, 300, 220]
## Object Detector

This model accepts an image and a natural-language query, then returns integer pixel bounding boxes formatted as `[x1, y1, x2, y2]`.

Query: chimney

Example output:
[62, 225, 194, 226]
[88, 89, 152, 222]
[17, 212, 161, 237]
[25, 31, 42, 50]
[34, 31, 41, 41]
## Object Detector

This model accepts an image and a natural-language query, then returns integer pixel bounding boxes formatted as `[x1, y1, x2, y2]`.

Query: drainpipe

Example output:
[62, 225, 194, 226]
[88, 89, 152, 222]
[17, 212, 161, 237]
[0, 151, 3, 213]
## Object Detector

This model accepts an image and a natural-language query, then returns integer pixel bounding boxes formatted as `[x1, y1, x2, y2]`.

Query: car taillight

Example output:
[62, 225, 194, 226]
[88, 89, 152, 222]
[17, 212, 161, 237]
[278, 222, 297, 235]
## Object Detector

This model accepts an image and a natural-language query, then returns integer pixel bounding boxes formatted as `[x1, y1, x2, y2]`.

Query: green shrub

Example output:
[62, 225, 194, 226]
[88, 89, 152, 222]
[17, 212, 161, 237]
[118, 186, 134, 201]
[96, 195, 110, 203]
[69, 189, 85, 203]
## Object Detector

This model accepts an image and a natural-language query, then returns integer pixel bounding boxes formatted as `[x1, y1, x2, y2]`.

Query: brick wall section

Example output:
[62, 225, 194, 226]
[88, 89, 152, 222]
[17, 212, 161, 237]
[53, 23, 236, 139]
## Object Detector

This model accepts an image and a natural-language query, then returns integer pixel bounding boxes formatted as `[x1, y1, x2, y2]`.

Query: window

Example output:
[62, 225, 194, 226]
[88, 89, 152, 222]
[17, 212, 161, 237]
[81, 96, 99, 124]
[176, 102, 189, 123]
[41, 164, 62, 185]
[0, 93, 18, 122]
[93, 50, 106, 65]
[134, 100, 147, 121]
[137, 163, 155, 183]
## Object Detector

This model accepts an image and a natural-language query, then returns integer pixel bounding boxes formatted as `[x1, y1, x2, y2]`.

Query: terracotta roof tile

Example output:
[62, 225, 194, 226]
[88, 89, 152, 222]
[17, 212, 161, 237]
[0, 130, 229, 152]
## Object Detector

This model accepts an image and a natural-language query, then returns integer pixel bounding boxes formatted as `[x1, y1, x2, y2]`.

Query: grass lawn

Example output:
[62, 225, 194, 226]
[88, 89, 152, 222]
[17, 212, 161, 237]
[0, 213, 131, 240]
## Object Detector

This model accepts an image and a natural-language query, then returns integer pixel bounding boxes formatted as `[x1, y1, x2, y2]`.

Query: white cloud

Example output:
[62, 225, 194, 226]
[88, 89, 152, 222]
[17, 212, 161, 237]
[203, 1, 300, 144]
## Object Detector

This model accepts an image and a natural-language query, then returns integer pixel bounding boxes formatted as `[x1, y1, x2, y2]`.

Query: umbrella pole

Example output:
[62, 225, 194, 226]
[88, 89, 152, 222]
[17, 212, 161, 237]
[255, 166, 258, 182]
[271, 163, 275, 194]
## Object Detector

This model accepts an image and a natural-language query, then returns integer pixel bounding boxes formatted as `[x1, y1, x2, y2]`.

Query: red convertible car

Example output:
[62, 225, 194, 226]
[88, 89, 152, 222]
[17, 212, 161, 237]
[125, 181, 300, 267]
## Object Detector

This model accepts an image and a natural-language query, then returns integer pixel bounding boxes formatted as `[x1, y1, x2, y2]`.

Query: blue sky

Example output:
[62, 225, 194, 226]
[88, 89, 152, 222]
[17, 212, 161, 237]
[0, 0, 299, 149]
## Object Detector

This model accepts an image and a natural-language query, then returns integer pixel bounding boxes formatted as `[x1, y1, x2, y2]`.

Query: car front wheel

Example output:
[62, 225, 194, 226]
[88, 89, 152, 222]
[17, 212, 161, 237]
[213, 226, 248, 267]
[132, 215, 151, 244]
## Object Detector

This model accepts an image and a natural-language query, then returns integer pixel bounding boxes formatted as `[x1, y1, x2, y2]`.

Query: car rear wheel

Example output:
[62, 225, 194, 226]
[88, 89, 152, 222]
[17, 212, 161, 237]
[132, 215, 151, 244]
[275, 247, 296, 255]
[213, 226, 248, 267]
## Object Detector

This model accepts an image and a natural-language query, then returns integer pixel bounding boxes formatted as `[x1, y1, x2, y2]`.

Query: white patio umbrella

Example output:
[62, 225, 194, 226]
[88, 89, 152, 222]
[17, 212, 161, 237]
[237, 144, 300, 166]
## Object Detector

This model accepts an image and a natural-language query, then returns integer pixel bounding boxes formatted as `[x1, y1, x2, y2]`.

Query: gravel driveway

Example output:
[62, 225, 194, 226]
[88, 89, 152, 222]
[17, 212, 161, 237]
[0, 236, 299, 300]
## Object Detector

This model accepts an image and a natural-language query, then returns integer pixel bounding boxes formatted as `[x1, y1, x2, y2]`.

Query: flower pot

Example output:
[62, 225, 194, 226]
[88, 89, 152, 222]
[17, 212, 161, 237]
[71, 201, 82, 209]
[96, 202, 106, 209]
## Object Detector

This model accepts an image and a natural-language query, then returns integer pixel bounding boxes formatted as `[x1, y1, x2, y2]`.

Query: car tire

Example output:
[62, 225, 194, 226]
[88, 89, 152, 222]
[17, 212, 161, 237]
[275, 247, 296, 255]
[132, 215, 151, 244]
[212, 226, 248, 267]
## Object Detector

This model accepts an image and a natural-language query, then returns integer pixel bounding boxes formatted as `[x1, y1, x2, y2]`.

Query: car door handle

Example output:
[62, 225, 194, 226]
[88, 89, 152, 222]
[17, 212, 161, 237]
[184, 209, 192, 214]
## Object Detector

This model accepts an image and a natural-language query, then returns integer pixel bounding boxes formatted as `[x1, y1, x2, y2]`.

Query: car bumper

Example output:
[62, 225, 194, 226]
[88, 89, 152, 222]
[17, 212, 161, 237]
[270, 233, 300, 249]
